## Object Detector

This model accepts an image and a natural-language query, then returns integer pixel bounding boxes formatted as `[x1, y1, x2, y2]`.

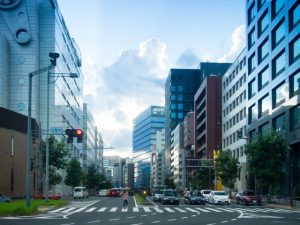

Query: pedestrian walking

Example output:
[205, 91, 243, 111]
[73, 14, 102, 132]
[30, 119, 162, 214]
[122, 190, 129, 208]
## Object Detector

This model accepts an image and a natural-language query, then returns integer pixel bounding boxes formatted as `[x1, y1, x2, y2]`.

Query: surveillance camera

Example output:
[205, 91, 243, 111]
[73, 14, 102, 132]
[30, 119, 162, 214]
[49, 52, 60, 59]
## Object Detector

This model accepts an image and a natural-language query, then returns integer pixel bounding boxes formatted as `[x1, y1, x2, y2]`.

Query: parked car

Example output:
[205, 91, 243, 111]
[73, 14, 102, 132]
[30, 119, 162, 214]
[184, 190, 206, 205]
[236, 190, 261, 205]
[98, 189, 108, 197]
[108, 188, 120, 197]
[49, 193, 61, 200]
[161, 189, 179, 205]
[200, 189, 213, 202]
[208, 191, 230, 205]
[73, 187, 88, 199]
[0, 194, 11, 202]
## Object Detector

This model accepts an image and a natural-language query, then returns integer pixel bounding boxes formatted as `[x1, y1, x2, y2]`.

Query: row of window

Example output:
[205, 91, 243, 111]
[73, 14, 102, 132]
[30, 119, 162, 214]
[223, 73, 247, 103]
[232, 145, 245, 159]
[223, 57, 247, 89]
[223, 126, 247, 149]
[224, 108, 247, 133]
[248, 70, 300, 124]
[170, 85, 184, 92]
[249, 104, 300, 141]
[223, 91, 247, 117]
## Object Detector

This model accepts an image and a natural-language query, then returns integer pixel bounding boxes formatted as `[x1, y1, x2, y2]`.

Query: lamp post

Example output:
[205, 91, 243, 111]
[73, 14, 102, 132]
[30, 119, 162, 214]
[45, 71, 78, 202]
[26, 53, 59, 207]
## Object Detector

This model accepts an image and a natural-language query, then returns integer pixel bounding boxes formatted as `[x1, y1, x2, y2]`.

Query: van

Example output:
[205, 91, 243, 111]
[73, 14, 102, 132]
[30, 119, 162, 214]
[73, 187, 88, 199]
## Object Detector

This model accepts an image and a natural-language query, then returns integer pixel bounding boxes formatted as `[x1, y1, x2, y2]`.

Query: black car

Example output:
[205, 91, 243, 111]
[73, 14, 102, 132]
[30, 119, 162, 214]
[184, 191, 206, 205]
[161, 189, 179, 205]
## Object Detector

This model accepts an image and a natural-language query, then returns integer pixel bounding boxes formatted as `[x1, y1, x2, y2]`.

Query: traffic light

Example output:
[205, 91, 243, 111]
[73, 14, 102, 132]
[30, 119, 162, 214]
[65, 128, 84, 143]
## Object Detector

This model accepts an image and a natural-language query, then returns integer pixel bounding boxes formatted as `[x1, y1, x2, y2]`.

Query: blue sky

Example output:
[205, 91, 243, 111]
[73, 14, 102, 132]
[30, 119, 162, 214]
[58, 0, 246, 157]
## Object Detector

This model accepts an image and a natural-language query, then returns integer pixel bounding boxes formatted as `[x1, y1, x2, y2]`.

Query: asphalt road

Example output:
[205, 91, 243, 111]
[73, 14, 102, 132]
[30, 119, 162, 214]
[1, 196, 300, 225]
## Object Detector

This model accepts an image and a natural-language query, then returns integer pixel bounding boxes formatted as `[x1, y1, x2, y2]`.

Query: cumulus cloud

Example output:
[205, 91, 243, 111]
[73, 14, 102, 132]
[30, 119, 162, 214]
[83, 39, 168, 157]
[175, 49, 200, 68]
[218, 25, 246, 62]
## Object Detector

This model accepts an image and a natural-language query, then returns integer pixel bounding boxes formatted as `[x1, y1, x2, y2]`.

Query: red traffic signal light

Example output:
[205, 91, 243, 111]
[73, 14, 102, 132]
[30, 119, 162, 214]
[75, 129, 84, 138]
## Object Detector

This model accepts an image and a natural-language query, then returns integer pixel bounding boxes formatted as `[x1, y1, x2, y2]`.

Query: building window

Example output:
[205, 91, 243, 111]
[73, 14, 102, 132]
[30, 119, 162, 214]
[248, 104, 257, 124]
[178, 103, 183, 110]
[290, 104, 300, 130]
[178, 95, 183, 101]
[177, 85, 183, 92]
[171, 104, 176, 110]
[248, 53, 256, 74]
[258, 66, 269, 91]
[259, 122, 270, 136]
[248, 78, 256, 99]
[249, 129, 257, 142]
[171, 95, 176, 100]
[171, 112, 176, 119]
[248, 28, 255, 49]
[273, 113, 286, 132]
[258, 10, 269, 37]
[289, 1, 300, 31]
[258, 37, 269, 63]
[272, 82, 287, 108]
[259, 94, 270, 117]
[272, 19, 285, 49]
[178, 112, 183, 119]
[290, 69, 300, 97]
[272, 50, 285, 79]
[248, 3, 255, 25]
[272, 0, 285, 18]
[171, 86, 176, 92]
[289, 35, 300, 65]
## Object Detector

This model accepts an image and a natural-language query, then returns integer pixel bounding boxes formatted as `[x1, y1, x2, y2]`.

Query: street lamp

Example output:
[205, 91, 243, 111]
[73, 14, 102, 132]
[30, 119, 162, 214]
[45, 71, 79, 202]
[26, 53, 59, 207]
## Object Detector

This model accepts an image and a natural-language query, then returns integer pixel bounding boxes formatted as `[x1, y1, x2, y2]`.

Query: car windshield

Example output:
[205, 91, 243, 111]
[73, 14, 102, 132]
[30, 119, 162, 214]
[164, 191, 177, 196]
[244, 191, 255, 195]
[155, 191, 163, 194]
[203, 191, 211, 194]
[214, 192, 227, 195]
[74, 188, 82, 192]
[191, 192, 203, 197]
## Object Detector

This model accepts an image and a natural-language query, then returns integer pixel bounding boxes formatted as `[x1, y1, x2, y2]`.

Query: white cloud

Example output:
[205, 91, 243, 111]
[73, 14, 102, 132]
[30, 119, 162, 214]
[83, 39, 168, 157]
[218, 25, 246, 62]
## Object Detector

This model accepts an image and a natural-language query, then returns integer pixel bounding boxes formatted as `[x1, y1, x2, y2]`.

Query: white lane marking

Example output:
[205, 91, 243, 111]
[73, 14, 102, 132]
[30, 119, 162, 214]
[175, 207, 186, 212]
[143, 207, 151, 212]
[51, 207, 67, 213]
[133, 207, 139, 212]
[185, 207, 199, 213]
[87, 220, 100, 223]
[61, 207, 76, 213]
[121, 207, 128, 212]
[97, 207, 107, 212]
[168, 219, 176, 221]
[152, 207, 163, 213]
[127, 216, 136, 219]
[60, 223, 74, 225]
[110, 207, 118, 212]
[130, 223, 143, 225]
[231, 218, 237, 221]
[72, 207, 86, 213]
[151, 221, 160, 224]
[205, 207, 222, 212]
[109, 218, 120, 221]
[147, 197, 158, 207]
[164, 207, 175, 212]
[216, 208, 235, 212]
[196, 207, 210, 212]
[64, 200, 100, 218]
[181, 216, 188, 219]
[133, 196, 138, 207]
[221, 221, 228, 223]
[141, 214, 147, 217]
[85, 207, 96, 212]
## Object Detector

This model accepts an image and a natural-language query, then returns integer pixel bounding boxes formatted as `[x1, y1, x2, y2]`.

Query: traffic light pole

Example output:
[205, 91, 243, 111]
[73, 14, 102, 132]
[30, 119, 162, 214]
[45, 70, 50, 202]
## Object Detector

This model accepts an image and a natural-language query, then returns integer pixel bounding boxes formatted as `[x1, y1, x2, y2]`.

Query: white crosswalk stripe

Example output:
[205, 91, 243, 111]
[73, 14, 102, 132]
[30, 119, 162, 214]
[164, 207, 175, 212]
[109, 207, 118, 212]
[216, 208, 235, 212]
[195, 207, 210, 212]
[51, 207, 67, 213]
[185, 207, 199, 213]
[72, 207, 86, 213]
[143, 207, 151, 212]
[133, 207, 139, 212]
[174, 207, 186, 212]
[97, 207, 107, 212]
[152, 207, 164, 213]
[61, 207, 76, 213]
[205, 207, 222, 212]
[85, 207, 96, 212]
[121, 207, 128, 212]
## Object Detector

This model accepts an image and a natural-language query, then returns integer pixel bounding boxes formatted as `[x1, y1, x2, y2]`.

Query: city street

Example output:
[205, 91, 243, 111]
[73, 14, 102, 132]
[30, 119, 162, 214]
[1, 197, 300, 225]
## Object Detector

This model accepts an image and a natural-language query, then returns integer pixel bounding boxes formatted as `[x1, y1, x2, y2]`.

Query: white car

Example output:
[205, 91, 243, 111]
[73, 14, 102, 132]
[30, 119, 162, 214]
[98, 189, 108, 197]
[200, 189, 213, 201]
[208, 191, 230, 205]
[73, 187, 89, 199]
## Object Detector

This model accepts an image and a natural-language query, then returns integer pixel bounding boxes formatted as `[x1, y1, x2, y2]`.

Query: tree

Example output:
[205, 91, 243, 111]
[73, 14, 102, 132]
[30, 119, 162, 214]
[49, 167, 62, 185]
[215, 150, 239, 190]
[86, 164, 102, 190]
[195, 161, 214, 189]
[245, 131, 288, 195]
[65, 159, 83, 187]
[164, 175, 175, 189]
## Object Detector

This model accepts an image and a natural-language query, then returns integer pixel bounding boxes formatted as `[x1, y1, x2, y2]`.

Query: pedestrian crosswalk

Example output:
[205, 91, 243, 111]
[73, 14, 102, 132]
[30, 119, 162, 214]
[49, 206, 300, 215]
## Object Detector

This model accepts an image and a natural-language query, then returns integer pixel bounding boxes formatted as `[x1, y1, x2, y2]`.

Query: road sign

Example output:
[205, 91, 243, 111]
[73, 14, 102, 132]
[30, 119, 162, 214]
[50, 127, 63, 135]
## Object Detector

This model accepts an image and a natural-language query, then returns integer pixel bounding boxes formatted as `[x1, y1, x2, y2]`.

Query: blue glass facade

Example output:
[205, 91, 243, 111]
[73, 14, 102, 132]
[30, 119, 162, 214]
[132, 106, 165, 189]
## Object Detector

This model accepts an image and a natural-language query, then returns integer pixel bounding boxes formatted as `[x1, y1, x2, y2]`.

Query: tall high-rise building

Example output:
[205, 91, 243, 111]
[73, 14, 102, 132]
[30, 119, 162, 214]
[151, 129, 165, 187]
[245, 0, 300, 192]
[222, 49, 247, 191]
[132, 106, 165, 189]
[165, 63, 231, 175]
[0, 0, 84, 195]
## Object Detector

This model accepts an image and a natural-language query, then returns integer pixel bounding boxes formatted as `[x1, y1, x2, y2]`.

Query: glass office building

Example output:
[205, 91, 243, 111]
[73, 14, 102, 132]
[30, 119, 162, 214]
[132, 106, 165, 189]
[246, 0, 300, 192]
